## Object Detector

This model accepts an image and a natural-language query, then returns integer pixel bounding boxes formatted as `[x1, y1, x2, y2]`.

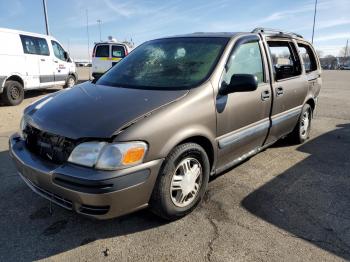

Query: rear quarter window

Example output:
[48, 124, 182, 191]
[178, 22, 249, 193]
[95, 45, 109, 57]
[298, 43, 318, 73]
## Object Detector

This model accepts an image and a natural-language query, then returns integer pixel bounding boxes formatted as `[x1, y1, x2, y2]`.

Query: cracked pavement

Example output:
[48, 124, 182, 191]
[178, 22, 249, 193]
[0, 69, 349, 261]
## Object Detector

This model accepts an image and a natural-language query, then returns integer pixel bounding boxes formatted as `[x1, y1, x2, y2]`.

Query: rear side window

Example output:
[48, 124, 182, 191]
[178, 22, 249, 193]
[268, 41, 301, 81]
[51, 40, 66, 61]
[223, 41, 264, 84]
[20, 35, 50, 56]
[112, 45, 125, 58]
[298, 43, 318, 73]
[95, 45, 109, 57]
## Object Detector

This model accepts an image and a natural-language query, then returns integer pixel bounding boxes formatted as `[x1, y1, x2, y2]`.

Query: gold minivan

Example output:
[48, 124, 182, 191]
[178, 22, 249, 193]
[9, 28, 321, 220]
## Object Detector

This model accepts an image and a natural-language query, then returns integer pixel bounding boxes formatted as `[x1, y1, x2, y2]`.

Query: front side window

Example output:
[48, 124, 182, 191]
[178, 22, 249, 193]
[95, 45, 109, 57]
[51, 40, 66, 61]
[268, 41, 301, 81]
[298, 43, 318, 73]
[222, 41, 264, 85]
[20, 35, 50, 56]
[97, 37, 228, 90]
[112, 45, 125, 58]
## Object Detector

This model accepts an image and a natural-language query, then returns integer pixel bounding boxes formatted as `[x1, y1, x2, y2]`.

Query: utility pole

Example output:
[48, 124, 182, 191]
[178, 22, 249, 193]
[344, 39, 349, 66]
[86, 9, 91, 80]
[97, 19, 102, 41]
[42, 0, 50, 35]
[311, 0, 318, 44]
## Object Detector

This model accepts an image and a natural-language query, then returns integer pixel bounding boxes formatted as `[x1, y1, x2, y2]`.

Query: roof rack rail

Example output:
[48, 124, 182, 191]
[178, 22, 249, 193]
[251, 27, 303, 39]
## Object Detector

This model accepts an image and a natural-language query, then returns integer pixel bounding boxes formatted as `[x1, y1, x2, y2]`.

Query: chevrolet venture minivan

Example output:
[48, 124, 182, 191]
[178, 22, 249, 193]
[9, 28, 321, 220]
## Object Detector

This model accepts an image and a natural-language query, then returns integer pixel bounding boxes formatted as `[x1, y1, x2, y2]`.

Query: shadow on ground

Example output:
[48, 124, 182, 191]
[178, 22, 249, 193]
[242, 123, 350, 260]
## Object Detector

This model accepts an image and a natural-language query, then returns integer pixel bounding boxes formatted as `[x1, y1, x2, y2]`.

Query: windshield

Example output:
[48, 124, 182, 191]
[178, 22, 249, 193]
[96, 37, 228, 90]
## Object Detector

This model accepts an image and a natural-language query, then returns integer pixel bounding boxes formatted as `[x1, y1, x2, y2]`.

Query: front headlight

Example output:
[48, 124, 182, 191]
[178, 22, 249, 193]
[68, 141, 147, 170]
[19, 115, 28, 139]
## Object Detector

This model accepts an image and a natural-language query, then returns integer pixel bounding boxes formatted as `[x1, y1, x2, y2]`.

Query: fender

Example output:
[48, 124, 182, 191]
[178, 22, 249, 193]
[0, 73, 24, 93]
[157, 125, 217, 168]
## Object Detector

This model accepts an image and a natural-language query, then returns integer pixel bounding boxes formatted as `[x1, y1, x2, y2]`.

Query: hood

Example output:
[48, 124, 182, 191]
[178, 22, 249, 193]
[25, 82, 188, 139]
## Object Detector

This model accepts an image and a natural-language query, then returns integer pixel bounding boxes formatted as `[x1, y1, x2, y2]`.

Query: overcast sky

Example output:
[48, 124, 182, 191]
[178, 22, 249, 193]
[0, 0, 349, 59]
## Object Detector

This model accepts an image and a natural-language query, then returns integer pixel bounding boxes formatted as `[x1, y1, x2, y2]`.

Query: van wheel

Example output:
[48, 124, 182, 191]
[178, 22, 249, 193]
[288, 104, 312, 144]
[64, 75, 76, 88]
[150, 143, 210, 220]
[1, 80, 24, 106]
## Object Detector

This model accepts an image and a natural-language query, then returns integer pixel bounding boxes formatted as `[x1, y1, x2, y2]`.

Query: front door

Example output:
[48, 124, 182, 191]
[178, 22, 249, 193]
[264, 39, 308, 143]
[216, 36, 272, 169]
[51, 40, 69, 85]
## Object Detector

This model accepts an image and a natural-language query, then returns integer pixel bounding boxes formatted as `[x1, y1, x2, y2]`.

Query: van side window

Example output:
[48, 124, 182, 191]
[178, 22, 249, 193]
[223, 41, 264, 85]
[95, 45, 109, 58]
[268, 41, 301, 81]
[112, 46, 125, 58]
[298, 43, 318, 73]
[51, 40, 66, 61]
[20, 35, 50, 56]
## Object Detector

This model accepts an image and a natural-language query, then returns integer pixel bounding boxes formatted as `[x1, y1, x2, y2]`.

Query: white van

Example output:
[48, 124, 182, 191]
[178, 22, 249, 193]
[92, 38, 132, 79]
[0, 28, 77, 106]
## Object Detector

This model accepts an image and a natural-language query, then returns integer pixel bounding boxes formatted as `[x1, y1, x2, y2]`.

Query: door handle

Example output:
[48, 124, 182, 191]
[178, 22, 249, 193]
[54, 60, 58, 63]
[261, 90, 270, 101]
[276, 87, 284, 96]
[40, 58, 45, 61]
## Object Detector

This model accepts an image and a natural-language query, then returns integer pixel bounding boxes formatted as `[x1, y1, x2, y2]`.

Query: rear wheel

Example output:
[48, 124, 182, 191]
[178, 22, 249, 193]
[64, 75, 76, 88]
[288, 104, 312, 144]
[150, 143, 210, 220]
[1, 80, 24, 106]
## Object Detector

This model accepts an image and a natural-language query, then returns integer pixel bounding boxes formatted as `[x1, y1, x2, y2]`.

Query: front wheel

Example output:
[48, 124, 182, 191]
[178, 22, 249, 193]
[288, 104, 312, 144]
[150, 143, 210, 220]
[64, 75, 76, 88]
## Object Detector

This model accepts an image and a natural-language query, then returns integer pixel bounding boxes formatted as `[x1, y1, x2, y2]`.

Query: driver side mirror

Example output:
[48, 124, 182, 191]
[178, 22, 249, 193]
[219, 74, 258, 96]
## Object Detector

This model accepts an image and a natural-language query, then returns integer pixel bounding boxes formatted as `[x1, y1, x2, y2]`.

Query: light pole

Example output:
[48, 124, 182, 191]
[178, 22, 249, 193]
[311, 0, 318, 44]
[86, 9, 91, 80]
[97, 19, 102, 41]
[42, 0, 50, 35]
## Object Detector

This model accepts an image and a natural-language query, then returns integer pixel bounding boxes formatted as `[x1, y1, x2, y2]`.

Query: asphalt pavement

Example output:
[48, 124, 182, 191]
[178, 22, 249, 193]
[0, 69, 349, 261]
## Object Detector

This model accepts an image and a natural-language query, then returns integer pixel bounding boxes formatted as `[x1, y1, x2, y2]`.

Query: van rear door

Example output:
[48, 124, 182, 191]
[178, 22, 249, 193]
[93, 44, 111, 74]
[111, 44, 126, 66]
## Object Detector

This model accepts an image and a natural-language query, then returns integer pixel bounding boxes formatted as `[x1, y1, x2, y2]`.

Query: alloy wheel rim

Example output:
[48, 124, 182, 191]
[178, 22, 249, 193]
[300, 110, 310, 138]
[170, 157, 202, 208]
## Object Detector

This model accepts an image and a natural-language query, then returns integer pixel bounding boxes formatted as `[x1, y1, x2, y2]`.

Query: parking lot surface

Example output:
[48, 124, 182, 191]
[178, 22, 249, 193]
[0, 70, 349, 261]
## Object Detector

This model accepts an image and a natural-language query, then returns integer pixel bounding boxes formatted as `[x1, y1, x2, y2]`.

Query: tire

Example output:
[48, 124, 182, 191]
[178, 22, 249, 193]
[288, 104, 312, 144]
[150, 143, 210, 220]
[1, 80, 24, 106]
[63, 75, 76, 88]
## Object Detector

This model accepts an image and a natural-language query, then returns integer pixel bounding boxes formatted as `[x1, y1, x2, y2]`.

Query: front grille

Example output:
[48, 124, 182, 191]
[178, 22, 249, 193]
[23, 124, 77, 164]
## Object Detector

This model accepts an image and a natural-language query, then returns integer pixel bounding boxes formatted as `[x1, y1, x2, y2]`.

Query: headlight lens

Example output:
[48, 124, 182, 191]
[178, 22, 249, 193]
[68, 141, 147, 170]
[68, 142, 106, 167]
[19, 116, 27, 139]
